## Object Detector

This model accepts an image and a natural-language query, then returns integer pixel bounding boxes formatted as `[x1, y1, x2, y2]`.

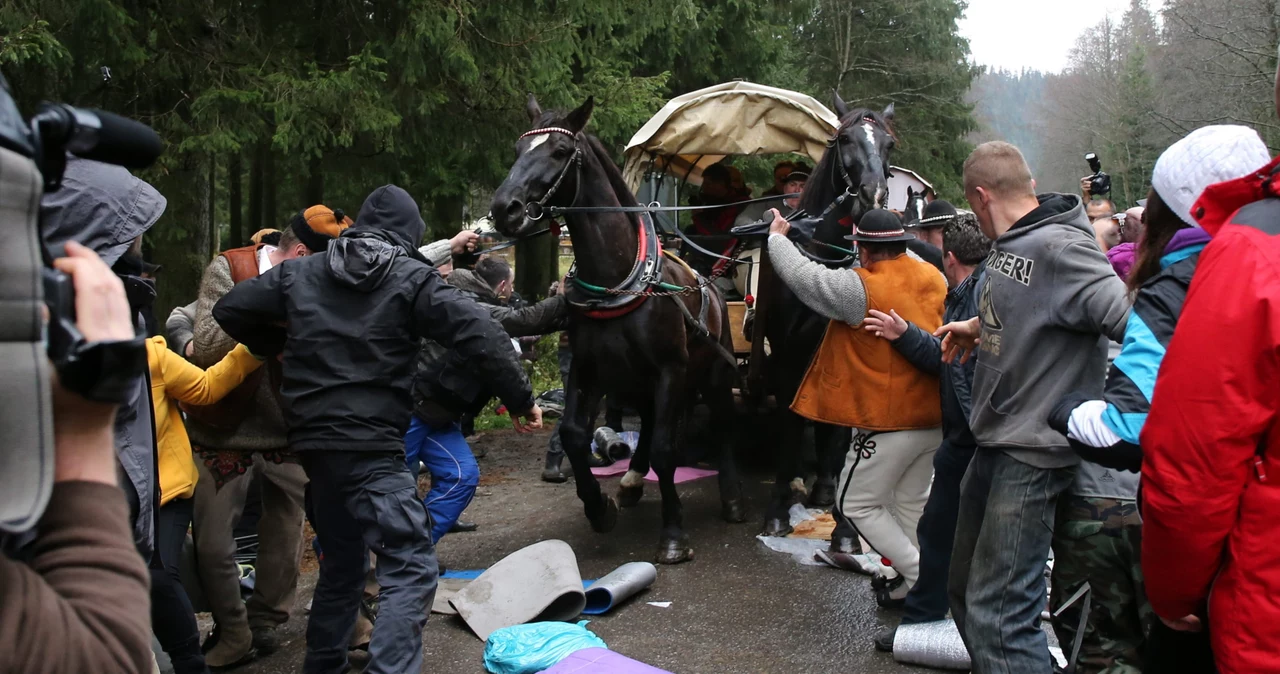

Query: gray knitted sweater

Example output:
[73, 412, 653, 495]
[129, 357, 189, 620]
[767, 234, 868, 325]
[188, 253, 290, 451]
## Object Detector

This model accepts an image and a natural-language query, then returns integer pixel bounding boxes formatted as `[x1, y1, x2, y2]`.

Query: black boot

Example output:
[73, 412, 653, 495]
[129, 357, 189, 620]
[873, 626, 896, 652]
[541, 452, 567, 483]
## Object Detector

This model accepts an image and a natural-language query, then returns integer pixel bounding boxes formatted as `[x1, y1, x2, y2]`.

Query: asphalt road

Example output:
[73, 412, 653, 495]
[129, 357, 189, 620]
[227, 426, 946, 674]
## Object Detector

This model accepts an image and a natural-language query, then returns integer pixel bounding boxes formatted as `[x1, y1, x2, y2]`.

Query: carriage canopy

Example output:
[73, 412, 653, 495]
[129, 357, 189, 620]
[621, 81, 840, 192]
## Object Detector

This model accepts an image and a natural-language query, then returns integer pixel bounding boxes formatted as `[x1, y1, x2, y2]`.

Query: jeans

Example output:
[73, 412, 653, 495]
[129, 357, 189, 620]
[902, 440, 975, 625]
[948, 449, 1076, 674]
[299, 451, 437, 674]
[404, 417, 479, 542]
[151, 497, 209, 674]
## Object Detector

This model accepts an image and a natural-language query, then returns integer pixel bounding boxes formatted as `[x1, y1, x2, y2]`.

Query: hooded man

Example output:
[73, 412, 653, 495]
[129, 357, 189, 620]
[41, 156, 167, 559]
[213, 185, 540, 674]
[187, 203, 348, 666]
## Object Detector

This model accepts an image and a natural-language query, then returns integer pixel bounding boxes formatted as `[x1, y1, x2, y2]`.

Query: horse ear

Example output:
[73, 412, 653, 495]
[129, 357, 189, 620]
[564, 96, 595, 133]
[526, 93, 543, 122]
[882, 102, 896, 123]
[832, 90, 851, 119]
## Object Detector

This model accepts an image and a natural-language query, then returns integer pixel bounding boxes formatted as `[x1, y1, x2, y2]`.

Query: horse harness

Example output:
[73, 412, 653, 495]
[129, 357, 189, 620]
[518, 126, 740, 370]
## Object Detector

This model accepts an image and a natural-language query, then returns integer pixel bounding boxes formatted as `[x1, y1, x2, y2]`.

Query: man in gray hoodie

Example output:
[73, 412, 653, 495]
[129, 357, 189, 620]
[936, 142, 1129, 673]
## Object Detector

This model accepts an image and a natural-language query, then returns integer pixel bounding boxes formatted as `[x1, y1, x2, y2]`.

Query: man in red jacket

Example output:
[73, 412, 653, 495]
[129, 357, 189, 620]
[1140, 55, 1280, 674]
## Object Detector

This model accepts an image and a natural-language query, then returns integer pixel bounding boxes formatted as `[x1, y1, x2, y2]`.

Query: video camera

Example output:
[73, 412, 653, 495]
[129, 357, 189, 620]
[1084, 152, 1112, 196]
[0, 71, 163, 533]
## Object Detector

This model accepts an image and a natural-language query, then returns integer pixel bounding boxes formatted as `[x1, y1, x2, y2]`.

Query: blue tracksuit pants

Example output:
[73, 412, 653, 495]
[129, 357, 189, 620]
[403, 417, 479, 543]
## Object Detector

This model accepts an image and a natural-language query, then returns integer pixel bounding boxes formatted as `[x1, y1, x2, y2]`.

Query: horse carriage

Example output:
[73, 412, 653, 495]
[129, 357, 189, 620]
[489, 84, 918, 561]
[620, 81, 933, 400]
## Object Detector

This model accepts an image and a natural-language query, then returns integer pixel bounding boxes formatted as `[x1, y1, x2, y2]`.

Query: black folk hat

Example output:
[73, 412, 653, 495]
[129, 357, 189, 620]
[845, 208, 918, 243]
[908, 199, 958, 229]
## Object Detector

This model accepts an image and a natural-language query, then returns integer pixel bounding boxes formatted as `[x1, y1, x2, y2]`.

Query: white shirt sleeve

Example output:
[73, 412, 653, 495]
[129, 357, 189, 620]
[1067, 399, 1124, 447]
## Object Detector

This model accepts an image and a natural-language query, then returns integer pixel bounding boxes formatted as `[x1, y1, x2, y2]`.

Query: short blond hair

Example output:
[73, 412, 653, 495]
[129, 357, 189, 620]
[963, 141, 1035, 199]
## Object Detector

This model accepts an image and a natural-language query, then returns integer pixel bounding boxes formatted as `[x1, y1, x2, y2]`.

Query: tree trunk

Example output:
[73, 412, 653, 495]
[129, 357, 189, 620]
[249, 144, 264, 235]
[264, 148, 278, 229]
[306, 155, 324, 205]
[193, 157, 211, 260]
[206, 155, 218, 257]
[229, 152, 243, 248]
[514, 233, 557, 301]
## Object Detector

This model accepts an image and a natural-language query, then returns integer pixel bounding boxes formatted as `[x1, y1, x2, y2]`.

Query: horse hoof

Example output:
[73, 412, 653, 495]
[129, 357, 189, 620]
[616, 484, 644, 508]
[655, 537, 693, 565]
[589, 496, 619, 533]
[808, 481, 836, 508]
[721, 499, 747, 524]
[761, 516, 793, 538]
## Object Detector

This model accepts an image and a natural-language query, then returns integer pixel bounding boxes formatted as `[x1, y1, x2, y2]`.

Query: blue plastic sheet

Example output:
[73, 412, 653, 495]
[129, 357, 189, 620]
[483, 621, 607, 674]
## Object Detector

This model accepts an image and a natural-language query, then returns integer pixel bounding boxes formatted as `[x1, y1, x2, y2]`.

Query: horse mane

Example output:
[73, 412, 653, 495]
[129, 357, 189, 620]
[798, 106, 893, 217]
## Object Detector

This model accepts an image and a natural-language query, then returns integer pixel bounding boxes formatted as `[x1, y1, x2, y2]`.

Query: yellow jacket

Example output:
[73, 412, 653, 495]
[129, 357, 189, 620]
[147, 336, 263, 505]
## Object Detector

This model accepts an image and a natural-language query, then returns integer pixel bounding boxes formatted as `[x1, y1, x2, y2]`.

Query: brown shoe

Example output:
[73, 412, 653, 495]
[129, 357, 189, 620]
[205, 624, 257, 670]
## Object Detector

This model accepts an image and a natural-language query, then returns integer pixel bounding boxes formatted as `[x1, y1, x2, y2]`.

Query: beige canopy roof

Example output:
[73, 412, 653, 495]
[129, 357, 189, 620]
[622, 81, 840, 191]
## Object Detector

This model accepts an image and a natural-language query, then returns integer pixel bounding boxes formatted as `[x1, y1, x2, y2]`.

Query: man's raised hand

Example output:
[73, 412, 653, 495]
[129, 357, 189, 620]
[934, 316, 981, 364]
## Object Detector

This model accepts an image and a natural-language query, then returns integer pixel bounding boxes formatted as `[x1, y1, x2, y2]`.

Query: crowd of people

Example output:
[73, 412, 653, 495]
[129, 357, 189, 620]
[7, 46, 1280, 674]
[760, 71, 1280, 672]
[2, 161, 559, 674]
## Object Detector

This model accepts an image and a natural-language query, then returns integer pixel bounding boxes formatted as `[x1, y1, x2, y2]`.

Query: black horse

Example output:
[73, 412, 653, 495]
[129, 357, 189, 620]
[491, 96, 743, 564]
[757, 94, 898, 536]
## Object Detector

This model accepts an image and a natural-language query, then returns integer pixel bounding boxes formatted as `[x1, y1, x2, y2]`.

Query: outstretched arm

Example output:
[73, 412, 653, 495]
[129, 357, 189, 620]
[488, 294, 569, 337]
[153, 338, 264, 406]
[766, 211, 867, 325]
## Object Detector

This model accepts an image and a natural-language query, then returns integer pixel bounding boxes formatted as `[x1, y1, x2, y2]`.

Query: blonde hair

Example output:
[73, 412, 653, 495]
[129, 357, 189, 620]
[963, 141, 1035, 199]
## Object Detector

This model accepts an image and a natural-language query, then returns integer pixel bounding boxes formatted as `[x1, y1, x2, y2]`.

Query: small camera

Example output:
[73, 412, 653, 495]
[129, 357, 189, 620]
[1084, 152, 1112, 196]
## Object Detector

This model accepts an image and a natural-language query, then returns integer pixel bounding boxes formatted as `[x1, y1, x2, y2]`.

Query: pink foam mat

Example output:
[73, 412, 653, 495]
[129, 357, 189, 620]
[589, 458, 718, 484]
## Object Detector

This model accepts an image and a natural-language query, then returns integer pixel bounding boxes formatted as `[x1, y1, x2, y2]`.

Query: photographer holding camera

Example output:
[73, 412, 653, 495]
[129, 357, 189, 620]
[1080, 152, 1117, 221]
[0, 241, 154, 673]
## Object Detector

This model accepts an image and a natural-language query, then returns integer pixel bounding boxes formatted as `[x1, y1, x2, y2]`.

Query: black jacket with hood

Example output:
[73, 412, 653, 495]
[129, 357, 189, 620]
[213, 185, 533, 451]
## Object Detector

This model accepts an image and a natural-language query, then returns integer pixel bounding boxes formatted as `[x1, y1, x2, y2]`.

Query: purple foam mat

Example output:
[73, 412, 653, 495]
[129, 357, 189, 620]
[540, 647, 672, 674]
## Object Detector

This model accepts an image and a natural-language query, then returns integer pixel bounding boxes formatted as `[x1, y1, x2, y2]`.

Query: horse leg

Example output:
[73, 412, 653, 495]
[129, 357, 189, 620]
[617, 408, 652, 508]
[808, 422, 847, 507]
[652, 366, 693, 564]
[563, 381, 618, 533]
[758, 408, 802, 536]
[707, 363, 746, 524]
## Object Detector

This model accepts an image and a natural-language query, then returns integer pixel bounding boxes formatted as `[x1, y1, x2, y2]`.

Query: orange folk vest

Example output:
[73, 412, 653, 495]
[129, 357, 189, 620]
[791, 254, 947, 431]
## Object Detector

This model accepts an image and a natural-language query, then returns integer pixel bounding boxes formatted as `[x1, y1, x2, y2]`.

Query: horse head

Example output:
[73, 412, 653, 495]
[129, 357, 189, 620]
[798, 93, 898, 256]
[902, 186, 925, 225]
[491, 94, 595, 238]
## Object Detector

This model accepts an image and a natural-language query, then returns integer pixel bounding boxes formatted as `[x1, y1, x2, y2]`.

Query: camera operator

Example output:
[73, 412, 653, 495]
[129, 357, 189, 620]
[42, 157, 167, 559]
[1080, 153, 1116, 221]
[0, 242, 153, 673]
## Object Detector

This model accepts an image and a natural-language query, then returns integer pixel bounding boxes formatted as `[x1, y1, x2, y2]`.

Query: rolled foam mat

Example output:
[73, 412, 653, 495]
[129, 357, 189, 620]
[892, 619, 971, 670]
[449, 539, 586, 640]
[582, 562, 657, 615]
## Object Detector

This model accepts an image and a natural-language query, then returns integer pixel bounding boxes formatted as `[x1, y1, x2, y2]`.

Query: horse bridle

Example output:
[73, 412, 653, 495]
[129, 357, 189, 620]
[827, 115, 891, 210]
[518, 126, 583, 225]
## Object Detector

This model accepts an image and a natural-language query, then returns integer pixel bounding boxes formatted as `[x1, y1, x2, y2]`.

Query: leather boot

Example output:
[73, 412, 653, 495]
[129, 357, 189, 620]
[541, 452, 567, 483]
[204, 623, 256, 670]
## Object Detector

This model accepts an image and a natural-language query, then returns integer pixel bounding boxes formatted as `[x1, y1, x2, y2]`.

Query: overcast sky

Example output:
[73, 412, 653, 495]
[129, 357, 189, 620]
[959, 0, 1166, 73]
